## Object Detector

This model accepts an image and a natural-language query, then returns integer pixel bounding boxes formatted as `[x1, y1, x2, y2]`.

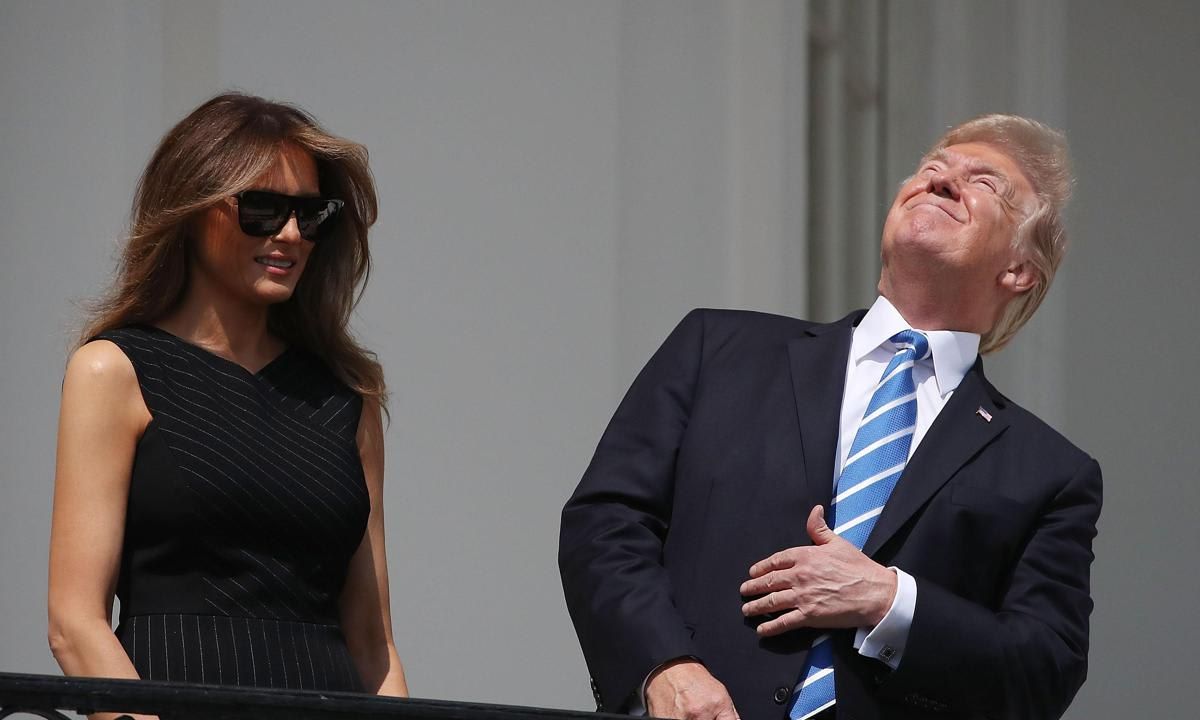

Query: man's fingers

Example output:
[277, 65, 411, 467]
[713, 704, 740, 720]
[748, 548, 797, 578]
[741, 588, 796, 617]
[754, 608, 808, 637]
[739, 569, 787, 597]
[696, 690, 738, 720]
[673, 689, 737, 720]
[694, 698, 735, 720]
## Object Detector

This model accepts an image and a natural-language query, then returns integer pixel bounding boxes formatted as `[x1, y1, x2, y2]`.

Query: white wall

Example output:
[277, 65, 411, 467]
[0, 0, 167, 681]
[1063, 2, 1200, 716]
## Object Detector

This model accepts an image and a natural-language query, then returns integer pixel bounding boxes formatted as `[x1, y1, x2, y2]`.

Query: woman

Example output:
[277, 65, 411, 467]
[47, 92, 408, 701]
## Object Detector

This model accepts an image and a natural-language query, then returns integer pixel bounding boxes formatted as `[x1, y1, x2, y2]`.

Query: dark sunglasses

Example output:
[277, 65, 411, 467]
[232, 190, 344, 242]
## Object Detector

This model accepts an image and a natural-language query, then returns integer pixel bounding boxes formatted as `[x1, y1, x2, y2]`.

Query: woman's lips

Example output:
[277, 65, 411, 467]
[255, 256, 297, 275]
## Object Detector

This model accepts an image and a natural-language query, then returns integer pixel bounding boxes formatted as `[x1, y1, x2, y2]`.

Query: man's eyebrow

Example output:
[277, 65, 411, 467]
[919, 149, 950, 166]
[963, 158, 1007, 178]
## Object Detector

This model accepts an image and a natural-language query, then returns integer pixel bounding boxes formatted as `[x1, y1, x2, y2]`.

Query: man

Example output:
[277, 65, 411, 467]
[559, 115, 1101, 720]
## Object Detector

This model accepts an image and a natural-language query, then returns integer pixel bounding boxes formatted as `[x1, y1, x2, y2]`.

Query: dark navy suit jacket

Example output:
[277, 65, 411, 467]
[559, 309, 1101, 720]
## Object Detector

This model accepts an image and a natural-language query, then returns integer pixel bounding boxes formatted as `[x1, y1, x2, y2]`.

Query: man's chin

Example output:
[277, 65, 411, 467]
[883, 234, 957, 269]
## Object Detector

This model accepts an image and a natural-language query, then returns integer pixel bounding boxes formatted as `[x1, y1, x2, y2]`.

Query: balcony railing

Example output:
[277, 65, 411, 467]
[0, 672, 623, 720]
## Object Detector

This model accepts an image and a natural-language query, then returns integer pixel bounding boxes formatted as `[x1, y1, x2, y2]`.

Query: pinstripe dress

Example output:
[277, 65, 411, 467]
[97, 326, 370, 691]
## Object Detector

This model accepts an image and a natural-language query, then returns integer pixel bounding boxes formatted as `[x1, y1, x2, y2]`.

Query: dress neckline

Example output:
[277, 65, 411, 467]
[136, 324, 294, 377]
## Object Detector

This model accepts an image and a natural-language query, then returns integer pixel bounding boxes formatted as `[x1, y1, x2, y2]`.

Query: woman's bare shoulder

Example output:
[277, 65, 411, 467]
[65, 339, 137, 386]
[61, 340, 147, 417]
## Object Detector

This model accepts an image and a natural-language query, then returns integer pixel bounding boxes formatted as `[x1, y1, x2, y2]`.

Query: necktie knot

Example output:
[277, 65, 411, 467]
[888, 329, 930, 363]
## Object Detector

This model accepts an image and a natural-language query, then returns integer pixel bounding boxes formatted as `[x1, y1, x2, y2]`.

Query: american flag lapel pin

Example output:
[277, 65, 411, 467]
[976, 406, 993, 423]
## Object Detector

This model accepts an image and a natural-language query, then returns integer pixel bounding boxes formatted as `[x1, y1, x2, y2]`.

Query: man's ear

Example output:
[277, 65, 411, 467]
[1001, 259, 1039, 295]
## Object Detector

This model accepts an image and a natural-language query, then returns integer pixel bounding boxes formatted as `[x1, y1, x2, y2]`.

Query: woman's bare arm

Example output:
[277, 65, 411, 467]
[340, 397, 409, 696]
[48, 340, 154, 718]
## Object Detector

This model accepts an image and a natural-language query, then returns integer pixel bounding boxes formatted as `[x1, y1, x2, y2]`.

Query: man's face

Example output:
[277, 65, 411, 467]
[880, 141, 1036, 303]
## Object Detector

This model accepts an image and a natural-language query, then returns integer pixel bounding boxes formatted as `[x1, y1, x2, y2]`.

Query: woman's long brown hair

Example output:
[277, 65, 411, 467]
[79, 92, 386, 407]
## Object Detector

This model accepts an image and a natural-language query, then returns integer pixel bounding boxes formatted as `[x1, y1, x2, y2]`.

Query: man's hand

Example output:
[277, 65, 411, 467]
[739, 506, 897, 637]
[645, 659, 739, 720]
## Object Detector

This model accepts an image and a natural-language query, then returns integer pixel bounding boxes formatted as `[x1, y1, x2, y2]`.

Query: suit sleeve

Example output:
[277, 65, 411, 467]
[881, 455, 1103, 719]
[558, 310, 706, 712]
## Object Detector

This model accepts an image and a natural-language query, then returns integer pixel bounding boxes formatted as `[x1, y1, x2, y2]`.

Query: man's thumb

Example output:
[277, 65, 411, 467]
[807, 505, 836, 544]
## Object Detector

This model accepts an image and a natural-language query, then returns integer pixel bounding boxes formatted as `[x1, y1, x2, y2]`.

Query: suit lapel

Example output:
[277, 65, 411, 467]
[862, 359, 1009, 557]
[787, 312, 862, 516]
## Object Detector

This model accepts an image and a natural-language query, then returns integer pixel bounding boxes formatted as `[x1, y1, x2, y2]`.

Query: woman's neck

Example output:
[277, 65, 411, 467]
[156, 288, 283, 369]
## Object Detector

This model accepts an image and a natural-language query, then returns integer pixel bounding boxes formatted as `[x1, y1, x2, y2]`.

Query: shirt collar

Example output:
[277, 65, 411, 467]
[851, 296, 980, 396]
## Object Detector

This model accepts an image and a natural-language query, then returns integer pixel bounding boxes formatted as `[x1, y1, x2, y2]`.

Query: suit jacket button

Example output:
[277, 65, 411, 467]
[773, 686, 791, 704]
[589, 677, 603, 710]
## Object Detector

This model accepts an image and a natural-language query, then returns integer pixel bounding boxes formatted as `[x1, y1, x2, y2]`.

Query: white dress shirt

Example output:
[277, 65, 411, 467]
[844, 295, 980, 668]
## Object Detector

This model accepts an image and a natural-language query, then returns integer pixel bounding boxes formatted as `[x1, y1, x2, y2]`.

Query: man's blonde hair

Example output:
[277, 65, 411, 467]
[929, 114, 1073, 354]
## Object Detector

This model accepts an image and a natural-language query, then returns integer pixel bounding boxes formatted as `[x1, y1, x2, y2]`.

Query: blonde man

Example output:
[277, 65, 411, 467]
[561, 115, 1099, 720]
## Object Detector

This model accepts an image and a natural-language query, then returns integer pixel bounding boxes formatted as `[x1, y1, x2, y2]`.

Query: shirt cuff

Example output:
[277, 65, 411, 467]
[853, 567, 916, 670]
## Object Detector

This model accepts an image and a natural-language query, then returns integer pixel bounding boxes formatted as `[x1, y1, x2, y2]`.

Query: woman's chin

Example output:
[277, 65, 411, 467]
[251, 280, 299, 305]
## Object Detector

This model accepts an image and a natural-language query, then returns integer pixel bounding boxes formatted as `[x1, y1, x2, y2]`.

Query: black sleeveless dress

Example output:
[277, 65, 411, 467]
[96, 326, 370, 691]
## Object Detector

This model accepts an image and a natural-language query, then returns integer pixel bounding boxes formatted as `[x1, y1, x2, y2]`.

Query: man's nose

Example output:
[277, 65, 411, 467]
[928, 171, 960, 200]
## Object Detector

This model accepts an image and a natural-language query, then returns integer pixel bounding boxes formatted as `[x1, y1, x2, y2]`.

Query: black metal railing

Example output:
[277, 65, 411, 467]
[0, 672, 623, 720]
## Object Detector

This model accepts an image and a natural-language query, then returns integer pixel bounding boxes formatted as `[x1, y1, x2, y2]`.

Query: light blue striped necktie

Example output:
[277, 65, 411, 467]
[788, 329, 930, 719]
